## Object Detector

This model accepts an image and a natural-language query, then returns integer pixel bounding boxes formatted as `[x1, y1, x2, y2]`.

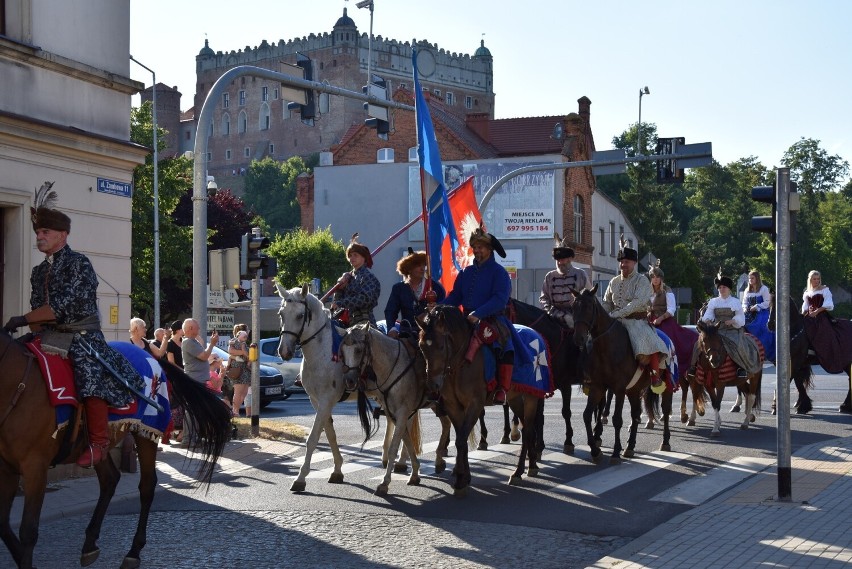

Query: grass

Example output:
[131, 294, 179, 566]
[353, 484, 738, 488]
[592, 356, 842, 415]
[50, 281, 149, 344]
[230, 417, 307, 442]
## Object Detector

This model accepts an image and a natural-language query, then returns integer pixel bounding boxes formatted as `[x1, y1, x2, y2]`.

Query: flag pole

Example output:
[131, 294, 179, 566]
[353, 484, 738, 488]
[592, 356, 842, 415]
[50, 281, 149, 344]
[413, 46, 436, 301]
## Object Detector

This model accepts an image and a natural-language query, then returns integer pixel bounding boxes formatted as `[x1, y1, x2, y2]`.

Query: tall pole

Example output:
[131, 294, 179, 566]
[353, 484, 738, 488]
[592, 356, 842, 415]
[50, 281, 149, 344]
[250, 228, 261, 437]
[638, 86, 649, 155]
[130, 55, 161, 330]
[775, 167, 792, 501]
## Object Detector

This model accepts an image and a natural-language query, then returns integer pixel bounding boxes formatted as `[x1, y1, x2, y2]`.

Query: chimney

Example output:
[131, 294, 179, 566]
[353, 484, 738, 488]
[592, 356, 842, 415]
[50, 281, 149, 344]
[577, 96, 591, 122]
[466, 113, 491, 143]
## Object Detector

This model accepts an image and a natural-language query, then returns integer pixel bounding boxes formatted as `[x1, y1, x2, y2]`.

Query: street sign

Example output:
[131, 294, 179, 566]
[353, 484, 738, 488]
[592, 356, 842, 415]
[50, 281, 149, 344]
[209, 247, 241, 290]
[591, 149, 628, 176]
[675, 142, 713, 169]
[279, 61, 308, 105]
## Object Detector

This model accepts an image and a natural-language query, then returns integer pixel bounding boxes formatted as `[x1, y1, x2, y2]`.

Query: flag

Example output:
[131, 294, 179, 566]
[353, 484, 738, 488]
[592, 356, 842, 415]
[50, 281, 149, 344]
[413, 47, 459, 283]
[440, 177, 482, 292]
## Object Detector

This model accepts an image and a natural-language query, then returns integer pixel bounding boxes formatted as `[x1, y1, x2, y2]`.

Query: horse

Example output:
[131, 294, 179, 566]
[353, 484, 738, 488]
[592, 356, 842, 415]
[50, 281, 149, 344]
[338, 324, 426, 495]
[570, 286, 674, 463]
[690, 321, 763, 435]
[0, 337, 230, 569]
[417, 306, 544, 493]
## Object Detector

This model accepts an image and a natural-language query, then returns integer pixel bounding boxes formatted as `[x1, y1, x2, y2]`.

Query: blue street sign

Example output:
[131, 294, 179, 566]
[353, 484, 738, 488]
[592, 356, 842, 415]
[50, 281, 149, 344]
[97, 178, 132, 198]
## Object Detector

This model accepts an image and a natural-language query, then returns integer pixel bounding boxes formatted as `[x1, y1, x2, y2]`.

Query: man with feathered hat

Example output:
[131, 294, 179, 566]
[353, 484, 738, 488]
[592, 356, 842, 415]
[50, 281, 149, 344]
[540, 233, 591, 327]
[3, 182, 146, 468]
[601, 236, 669, 387]
[441, 224, 532, 405]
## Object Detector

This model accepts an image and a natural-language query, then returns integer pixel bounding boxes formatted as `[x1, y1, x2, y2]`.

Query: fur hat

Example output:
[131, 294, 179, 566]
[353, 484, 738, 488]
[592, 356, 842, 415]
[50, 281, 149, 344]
[648, 260, 664, 279]
[552, 232, 575, 260]
[616, 234, 638, 262]
[469, 223, 506, 259]
[31, 181, 71, 233]
[397, 247, 427, 276]
[345, 233, 373, 268]
[714, 268, 734, 290]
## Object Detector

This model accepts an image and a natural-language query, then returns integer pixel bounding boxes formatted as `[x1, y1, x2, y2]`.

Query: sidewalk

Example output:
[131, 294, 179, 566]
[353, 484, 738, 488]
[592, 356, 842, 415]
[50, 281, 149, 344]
[15, 435, 852, 568]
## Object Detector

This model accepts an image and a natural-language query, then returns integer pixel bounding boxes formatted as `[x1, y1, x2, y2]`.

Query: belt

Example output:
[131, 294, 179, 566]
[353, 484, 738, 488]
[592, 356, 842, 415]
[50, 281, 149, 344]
[624, 313, 646, 320]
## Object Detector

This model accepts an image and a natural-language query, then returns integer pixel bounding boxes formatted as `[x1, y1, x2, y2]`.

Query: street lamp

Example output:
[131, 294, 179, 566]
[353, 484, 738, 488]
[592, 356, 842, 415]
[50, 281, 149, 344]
[207, 176, 218, 196]
[638, 86, 650, 155]
[129, 55, 161, 330]
[357, 0, 375, 83]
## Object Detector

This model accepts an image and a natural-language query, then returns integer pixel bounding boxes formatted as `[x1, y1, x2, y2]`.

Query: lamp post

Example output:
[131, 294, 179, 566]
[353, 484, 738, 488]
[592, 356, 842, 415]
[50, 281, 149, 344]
[637, 86, 650, 155]
[130, 55, 161, 330]
[357, 0, 375, 84]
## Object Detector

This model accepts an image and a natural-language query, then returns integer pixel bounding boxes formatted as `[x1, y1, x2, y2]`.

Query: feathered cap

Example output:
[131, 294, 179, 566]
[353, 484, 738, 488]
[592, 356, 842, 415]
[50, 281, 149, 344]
[648, 259, 664, 278]
[345, 233, 373, 268]
[552, 232, 575, 260]
[714, 267, 734, 290]
[469, 222, 506, 258]
[397, 247, 427, 276]
[31, 181, 71, 233]
[616, 234, 638, 262]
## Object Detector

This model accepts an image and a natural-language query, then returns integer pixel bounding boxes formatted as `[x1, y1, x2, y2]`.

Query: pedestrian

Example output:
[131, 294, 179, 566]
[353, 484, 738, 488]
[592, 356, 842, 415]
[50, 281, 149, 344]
[383, 248, 445, 338]
[3, 182, 146, 468]
[180, 318, 219, 446]
[228, 328, 252, 417]
[331, 233, 381, 327]
[164, 319, 185, 443]
[540, 233, 591, 327]
[129, 317, 169, 359]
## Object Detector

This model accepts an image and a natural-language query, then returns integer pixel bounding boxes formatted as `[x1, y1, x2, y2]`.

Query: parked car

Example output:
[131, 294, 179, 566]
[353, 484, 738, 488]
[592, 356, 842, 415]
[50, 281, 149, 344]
[258, 338, 304, 397]
[211, 346, 286, 408]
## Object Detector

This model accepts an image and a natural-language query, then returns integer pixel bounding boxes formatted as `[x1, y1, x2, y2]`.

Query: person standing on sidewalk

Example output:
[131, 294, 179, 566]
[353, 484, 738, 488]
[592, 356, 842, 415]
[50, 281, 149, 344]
[2, 182, 145, 468]
[180, 318, 219, 446]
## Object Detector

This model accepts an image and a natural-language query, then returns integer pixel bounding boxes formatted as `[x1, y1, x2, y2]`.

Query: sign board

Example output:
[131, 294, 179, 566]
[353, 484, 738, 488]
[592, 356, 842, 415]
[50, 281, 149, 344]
[675, 142, 713, 169]
[207, 308, 234, 337]
[501, 208, 553, 235]
[109, 305, 118, 325]
[207, 286, 240, 309]
[97, 178, 131, 198]
[591, 149, 628, 176]
[496, 249, 523, 280]
[279, 61, 307, 105]
[209, 247, 241, 290]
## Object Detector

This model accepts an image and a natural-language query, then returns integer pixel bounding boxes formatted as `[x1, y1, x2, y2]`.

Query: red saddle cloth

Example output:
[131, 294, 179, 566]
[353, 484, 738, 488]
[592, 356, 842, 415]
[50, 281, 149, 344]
[696, 333, 765, 386]
[24, 338, 138, 415]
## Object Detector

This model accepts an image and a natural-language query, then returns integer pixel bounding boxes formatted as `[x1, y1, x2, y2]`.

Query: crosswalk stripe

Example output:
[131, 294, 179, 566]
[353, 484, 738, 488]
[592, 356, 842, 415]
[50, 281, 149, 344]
[552, 451, 691, 496]
[650, 456, 775, 505]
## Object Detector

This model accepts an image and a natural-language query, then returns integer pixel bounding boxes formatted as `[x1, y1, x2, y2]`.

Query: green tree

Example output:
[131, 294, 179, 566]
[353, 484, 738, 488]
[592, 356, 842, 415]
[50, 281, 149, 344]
[243, 155, 316, 235]
[268, 227, 349, 292]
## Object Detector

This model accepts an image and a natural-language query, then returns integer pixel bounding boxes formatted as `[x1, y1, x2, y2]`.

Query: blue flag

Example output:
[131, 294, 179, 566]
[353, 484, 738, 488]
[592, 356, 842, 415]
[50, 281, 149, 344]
[413, 47, 459, 283]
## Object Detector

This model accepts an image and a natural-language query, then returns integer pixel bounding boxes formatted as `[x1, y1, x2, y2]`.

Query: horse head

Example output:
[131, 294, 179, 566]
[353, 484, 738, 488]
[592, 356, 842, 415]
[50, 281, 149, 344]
[277, 283, 323, 360]
[417, 305, 468, 391]
[570, 284, 600, 350]
[696, 320, 726, 369]
[339, 324, 370, 386]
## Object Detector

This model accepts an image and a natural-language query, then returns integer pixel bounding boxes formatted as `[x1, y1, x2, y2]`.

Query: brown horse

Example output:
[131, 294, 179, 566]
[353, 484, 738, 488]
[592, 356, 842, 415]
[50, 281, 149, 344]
[0, 336, 231, 569]
[767, 296, 818, 415]
[417, 306, 543, 494]
[571, 286, 674, 464]
[691, 321, 763, 436]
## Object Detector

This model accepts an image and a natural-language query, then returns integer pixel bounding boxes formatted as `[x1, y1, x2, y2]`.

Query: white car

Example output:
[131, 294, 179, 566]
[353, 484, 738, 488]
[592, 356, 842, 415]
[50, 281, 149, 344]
[258, 338, 304, 397]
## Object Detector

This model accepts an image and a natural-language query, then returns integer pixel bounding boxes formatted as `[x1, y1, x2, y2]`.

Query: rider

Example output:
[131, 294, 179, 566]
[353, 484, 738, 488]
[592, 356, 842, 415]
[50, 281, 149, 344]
[601, 238, 668, 388]
[384, 248, 445, 338]
[742, 269, 775, 363]
[2, 182, 145, 468]
[442, 224, 526, 405]
[540, 233, 591, 327]
[689, 271, 762, 380]
[332, 233, 381, 327]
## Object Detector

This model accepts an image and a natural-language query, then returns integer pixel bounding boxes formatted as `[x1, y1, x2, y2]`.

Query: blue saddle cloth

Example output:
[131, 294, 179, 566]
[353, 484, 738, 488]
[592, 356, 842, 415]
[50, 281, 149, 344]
[483, 324, 553, 398]
[745, 309, 776, 363]
[655, 328, 679, 391]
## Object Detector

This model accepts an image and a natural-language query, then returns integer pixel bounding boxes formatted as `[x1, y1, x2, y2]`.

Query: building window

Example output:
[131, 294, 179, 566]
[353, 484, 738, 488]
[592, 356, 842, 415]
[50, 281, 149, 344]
[408, 147, 418, 162]
[222, 93, 230, 109]
[206, 151, 212, 161]
[262, 86, 269, 102]
[273, 88, 279, 100]
[221, 113, 230, 135]
[446, 92, 454, 106]
[399, 82, 407, 90]
[422, 86, 429, 92]
[259, 103, 271, 131]
[225, 149, 232, 160]
[244, 147, 250, 158]
[239, 90, 246, 106]
[465, 95, 473, 109]
[609, 222, 616, 257]
[377, 148, 395, 163]
[433, 89, 441, 97]
[238, 110, 247, 133]
[573, 195, 584, 244]
[599, 228, 606, 255]
[269, 143, 275, 155]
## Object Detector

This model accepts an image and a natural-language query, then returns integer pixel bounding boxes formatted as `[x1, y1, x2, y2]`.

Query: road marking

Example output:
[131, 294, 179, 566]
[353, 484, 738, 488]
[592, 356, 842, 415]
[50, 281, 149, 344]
[552, 451, 691, 496]
[650, 456, 775, 505]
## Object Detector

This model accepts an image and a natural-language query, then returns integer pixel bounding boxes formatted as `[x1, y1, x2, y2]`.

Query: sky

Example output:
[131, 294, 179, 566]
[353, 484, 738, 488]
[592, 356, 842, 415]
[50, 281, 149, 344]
[129, 0, 851, 173]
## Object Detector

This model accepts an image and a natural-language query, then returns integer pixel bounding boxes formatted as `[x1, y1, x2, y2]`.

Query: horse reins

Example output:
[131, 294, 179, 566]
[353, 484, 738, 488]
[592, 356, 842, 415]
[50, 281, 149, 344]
[279, 296, 326, 349]
[573, 298, 617, 345]
[344, 329, 413, 399]
[0, 335, 34, 429]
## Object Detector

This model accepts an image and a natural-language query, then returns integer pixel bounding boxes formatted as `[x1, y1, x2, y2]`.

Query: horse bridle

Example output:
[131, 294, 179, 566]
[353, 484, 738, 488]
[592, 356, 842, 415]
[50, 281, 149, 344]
[341, 327, 413, 399]
[572, 296, 617, 345]
[278, 296, 326, 349]
[422, 311, 467, 380]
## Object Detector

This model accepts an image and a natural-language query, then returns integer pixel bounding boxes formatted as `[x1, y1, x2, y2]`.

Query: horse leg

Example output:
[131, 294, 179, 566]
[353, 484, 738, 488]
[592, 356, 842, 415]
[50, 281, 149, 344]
[322, 416, 346, 484]
[478, 409, 489, 450]
[679, 378, 690, 424]
[601, 388, 614, 425]
[376, 417, 407, 496]
[623, 394, 642, 459]
[730, 391, 742, 413]
[402, 412, 421, 486]
[794, 375, 812, 415]
[610, 393, 626, 464]
[381, 416, 394, 469]
[507, 396, 526, 485]
[534, 398, 545, 460]
[120, 437, 158, 569]
[582, 394, 603, 462]
[644, 391, 655, 429]
[291, 403, 339, 491]
[81, 451, 122, 567]
[510, 411, 521, 442]
[452, 412, 478, 496]
[660, 390, 673, 452]
[433, 411, 451, 474]
[710, 384, 724, 437]
[0, 467, 25, 568]
[562, 388, 575, 454]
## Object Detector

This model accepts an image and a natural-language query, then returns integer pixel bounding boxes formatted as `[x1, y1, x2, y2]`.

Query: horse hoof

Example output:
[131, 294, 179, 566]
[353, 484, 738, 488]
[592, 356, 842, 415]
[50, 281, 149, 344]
[680, 413, 689, 424]
[393, 463, 409, 474]
[622, 448, 635, 459]
[660, 444, 672, 452]
[563, 444, 575, 455]
[508, 475, 522, 485]
[375, 484, 389, 496]
[528, 467, 539, 477]
[730, 404, 741, 413]
[499, 436, 509, 444]
[453, 486, 469, 498]
[644, 421, 655, 429]
[750, 413, 756, 423]
[594, 437, 602, 447]
[407, 475, 421, 486]
[511, 431, 521, 442]
[120, 556, 141, 569]
[290, 479, 307, 492]
[328, 472, 344, 484]
[601, 417, 609, 425]
[478, 440, 489, 450]
[382, 459, 388, 468]
[698, 409, 705, 417]
[434, 460, 446, 474]
[80, 549, 100, 567]
[797, 399, 813, 414]
[710, 431, 721, 438]
[610, 455, 622, 465]
[771, 407, 777, 416]
[740, 424, 749, 430]
[687, 419, 696, 426]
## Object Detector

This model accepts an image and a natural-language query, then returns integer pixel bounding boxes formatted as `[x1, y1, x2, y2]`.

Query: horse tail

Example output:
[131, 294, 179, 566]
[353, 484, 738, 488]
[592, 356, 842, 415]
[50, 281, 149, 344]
[162, 359, 232, 486]
[645, 390, 663, 421]
[409, 409, 422, 455]
[357, 389, 378, 445]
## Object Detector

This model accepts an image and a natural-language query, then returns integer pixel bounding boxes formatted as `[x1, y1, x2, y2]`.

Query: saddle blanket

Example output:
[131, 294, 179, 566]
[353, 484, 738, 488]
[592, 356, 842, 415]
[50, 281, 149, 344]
[696, 333, 765, 387]
[483, 324, 554, 398]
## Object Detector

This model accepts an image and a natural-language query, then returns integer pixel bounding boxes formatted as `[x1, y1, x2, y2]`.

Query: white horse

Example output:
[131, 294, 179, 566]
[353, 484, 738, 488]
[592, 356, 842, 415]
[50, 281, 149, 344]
[339, 324, 429, 495]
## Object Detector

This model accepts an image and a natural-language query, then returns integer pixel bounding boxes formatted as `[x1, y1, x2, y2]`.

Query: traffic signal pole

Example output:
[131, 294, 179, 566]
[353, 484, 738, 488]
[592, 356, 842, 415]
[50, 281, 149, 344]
[775, 167, 792, 501]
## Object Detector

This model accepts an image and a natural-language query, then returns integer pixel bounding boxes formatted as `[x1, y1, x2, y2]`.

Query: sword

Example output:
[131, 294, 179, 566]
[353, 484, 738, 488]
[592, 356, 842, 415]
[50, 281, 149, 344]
[76, 336, 164, 413]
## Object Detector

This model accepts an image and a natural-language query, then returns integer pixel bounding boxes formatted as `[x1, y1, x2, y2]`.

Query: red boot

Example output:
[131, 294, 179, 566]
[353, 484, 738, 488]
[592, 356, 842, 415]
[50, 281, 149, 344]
[77, 397, 111, 469]
[494, 364, 513, 405]
[465, 333, 484, 363]
[648, 352, 661, 383]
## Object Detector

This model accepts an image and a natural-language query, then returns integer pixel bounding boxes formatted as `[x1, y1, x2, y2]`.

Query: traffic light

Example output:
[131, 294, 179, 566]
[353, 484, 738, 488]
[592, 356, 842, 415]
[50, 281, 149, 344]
[656, 137, 685, 184]
[285, 53, 316, 126]
[363, 75, 390, 140]
[789, 181, 799, 242]
[240, 232, 270, 278]
[751, 184, 776, 241]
